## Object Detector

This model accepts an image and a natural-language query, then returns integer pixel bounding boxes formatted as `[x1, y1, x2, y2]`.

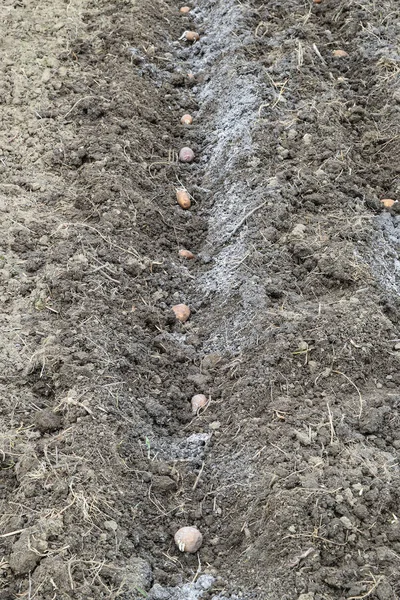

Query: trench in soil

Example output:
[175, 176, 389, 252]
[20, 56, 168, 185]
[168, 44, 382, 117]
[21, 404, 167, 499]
[1, 0, 400, 598]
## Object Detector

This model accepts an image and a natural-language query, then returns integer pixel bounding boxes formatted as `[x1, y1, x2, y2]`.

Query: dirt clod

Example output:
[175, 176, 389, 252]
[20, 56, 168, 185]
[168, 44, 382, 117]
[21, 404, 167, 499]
[33, 409, 62, 433]
[9, 530, 47, 575]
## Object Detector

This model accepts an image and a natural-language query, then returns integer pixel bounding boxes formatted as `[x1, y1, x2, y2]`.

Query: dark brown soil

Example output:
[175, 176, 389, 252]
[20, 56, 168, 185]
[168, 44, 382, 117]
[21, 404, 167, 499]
[1, 0, 400, 599]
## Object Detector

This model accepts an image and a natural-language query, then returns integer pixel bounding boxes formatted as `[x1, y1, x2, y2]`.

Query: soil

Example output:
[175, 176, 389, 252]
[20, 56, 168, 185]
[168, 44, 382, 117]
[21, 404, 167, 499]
[1, 0, 400, 599]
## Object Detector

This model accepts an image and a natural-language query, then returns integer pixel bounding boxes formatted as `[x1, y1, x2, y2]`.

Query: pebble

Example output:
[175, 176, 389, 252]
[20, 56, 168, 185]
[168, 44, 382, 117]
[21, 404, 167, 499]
[45, 56, 59, 68]
[267, 176, 279, 188]
[298, 341, 309, 352]
[290, 223, 306, 238]
[352, 483, 363, 492]
[307, 361, 318, 373]
[340, 516, 353, 530]
[41, 68, 52, 83]
[104, 520, 118, 532]
[295, 430, 311, 446]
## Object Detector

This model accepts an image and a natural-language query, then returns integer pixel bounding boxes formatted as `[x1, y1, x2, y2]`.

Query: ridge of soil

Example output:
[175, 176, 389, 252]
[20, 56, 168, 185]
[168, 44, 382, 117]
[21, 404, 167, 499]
[1, 0, 400, 599]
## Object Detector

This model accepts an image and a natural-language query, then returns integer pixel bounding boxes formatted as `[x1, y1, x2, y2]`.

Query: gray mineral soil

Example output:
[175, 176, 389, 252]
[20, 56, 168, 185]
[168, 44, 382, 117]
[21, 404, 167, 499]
[1, 0, 400, 598]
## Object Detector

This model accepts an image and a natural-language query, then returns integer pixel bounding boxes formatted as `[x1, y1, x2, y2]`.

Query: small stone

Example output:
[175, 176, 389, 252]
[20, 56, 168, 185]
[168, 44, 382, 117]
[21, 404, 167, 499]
[298, 594, 315, 600]
[41, 68, 52, 83]
[248, 156, 261, 168]
[308, 456, 322, 467]
[104, 520, 118, 532]
[209, 421, 221, 430]
[278, 147, 289, 158]
[288, 525, 296, 533]
[343, 488, 354, 506]
[308, 360, 318, 373]
[297, 341, 309, 351]
[295, 430, 311, 446]
[303, 134, 312, 146]
[267, 176, 279, 188]
[45, 56, 59, 68]
[290, 223, 306, 238]
[340, 516, 353, 530]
